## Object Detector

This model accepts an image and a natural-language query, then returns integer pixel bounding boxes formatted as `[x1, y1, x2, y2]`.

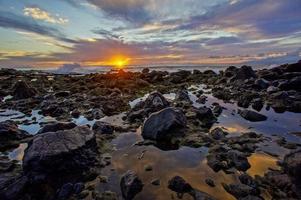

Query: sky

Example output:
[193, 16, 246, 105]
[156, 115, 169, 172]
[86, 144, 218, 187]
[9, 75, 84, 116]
[0, 0, 300, 68]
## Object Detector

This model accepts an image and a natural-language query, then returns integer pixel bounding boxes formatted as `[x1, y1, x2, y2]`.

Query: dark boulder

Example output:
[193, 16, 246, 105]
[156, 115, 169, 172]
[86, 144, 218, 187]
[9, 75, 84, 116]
[92, 121, 114, 135]
[12, 81, 37, 100]
[37, 122, 77, 134]
[223, 183, 259, 199]
[142, 107, 187, 141]
[120, 170, 143, 200]
[195, 107, 217, 128]
[279, 76, 301, 91]
[23, 126, 97, 177]
[0, 120, 30, 150]
[168, 176, 193, 194]
[254, 78, 269, 89]
[232, 66, 256, 80]
[238, 110, 267, 122]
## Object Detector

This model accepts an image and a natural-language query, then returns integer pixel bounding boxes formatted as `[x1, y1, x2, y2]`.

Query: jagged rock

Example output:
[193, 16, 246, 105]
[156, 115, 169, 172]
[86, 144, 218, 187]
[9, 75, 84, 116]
[175, 90, 192, 103]
[142, 107, 187, 141]
[12, 81, 37, 99]
[210, 128, 228, 140]
[37, 122, 77, 134]
[238, 110, 267, 122]
[144, 91, 170, 112]
[92, 121, 114, 135]
[120, 170, 143, 200]
[0, 120, 30, 150]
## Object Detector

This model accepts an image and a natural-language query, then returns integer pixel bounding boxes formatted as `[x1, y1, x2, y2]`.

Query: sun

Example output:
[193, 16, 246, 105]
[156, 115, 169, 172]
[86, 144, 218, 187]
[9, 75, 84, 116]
[111, 56, 130, 69]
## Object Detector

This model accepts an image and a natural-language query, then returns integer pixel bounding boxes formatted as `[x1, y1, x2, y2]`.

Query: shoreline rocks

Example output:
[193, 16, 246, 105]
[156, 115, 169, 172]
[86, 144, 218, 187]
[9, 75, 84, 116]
[0, 120, 30, 151]
[142, 107, 187, 141]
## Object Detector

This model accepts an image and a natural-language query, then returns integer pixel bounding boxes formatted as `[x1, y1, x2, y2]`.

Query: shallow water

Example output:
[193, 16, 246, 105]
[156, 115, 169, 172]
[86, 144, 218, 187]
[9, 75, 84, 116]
[96, 85, 301, 199]
[1, 84, 301, 199]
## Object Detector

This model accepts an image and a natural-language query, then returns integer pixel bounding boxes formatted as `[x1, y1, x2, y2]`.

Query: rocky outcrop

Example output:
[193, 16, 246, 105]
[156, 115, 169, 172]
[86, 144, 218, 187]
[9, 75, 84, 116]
[120, 170, 143, 200]
[12, 81, 37, 100]
[142, 107, 187, 141]
[127, 91, 170, 123]
[0, 120, 30, 150]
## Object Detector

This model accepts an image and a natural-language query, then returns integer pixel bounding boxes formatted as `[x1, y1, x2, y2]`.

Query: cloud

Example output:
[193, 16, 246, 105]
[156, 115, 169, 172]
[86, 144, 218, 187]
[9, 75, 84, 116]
[169, 0, 301, 38]
[66, 0, 152, 24]
[0, 11, 76, 43]
[92, 28, 121, 40]
[205, 36, 243, 45]
[24, 6, 69, 25]
[55, 63, 82, 74]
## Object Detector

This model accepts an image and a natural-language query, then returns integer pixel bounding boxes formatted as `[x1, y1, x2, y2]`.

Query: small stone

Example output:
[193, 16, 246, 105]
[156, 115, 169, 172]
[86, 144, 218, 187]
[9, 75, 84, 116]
[151, 179, 160, 186]
[144, 164, 153, 171]
[205, 179, 215, 187]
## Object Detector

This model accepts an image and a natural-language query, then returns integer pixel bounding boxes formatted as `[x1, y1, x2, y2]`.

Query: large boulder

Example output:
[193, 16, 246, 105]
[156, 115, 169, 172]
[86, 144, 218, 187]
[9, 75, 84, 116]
[0, 120, 30, 150]
[12, 81, 37, 100]
[142, 107, 187, 141]
[232, 66, 256, 80]
[23, 126, 97, 177]
[120, 170, 143, 200]
[194, 107, 217, 128]
[279, 76, 301, 91]
[37, 122, 77, 134]
[238, 110, 267, 122]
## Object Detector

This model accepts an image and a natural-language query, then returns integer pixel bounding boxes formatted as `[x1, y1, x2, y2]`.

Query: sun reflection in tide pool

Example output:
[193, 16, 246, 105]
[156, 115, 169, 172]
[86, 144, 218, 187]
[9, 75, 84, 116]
[247, 153, 280, 177]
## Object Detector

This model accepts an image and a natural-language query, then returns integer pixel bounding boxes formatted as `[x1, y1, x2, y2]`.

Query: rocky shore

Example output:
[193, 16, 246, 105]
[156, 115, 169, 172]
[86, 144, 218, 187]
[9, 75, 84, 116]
[0, 61, 301, 200]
